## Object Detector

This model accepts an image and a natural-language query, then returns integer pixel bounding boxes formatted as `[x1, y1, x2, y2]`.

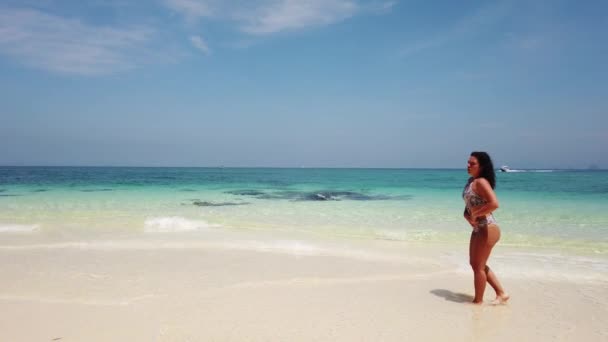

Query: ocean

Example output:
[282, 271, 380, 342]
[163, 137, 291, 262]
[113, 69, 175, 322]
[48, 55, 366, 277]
[1, 166, 607, 254]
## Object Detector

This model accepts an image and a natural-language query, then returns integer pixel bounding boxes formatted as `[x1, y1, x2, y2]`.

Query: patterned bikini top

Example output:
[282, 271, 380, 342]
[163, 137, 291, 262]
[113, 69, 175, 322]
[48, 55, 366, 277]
[463, 178, 486, 207]
[462, 178, 497, 227]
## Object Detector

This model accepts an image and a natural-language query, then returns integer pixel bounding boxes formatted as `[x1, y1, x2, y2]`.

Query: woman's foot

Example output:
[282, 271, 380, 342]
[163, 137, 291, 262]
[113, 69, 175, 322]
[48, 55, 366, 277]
[491, 293, 510, 305]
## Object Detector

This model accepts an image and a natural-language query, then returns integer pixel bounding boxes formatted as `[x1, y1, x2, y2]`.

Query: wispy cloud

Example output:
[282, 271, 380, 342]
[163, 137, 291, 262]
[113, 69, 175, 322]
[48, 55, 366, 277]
[367, 1, 397, 14]
[0, 7, 159, 75]
[190, 35, 210, 54]
[236, 0, 359, 35]
[161, 0, 396, 53]
[161, 1, 394, 35]
[0, 1, 396, 74]
[163, 0, 214, 23]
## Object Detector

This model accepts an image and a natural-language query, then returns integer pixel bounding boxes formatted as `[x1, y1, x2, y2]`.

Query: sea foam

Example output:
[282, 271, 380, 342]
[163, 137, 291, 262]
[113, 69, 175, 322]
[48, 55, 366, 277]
[143, 216, 218, 233]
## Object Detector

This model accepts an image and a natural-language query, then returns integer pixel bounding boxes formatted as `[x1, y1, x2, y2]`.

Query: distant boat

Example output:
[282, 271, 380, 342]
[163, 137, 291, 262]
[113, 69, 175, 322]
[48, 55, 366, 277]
[499, 165, 511, 172]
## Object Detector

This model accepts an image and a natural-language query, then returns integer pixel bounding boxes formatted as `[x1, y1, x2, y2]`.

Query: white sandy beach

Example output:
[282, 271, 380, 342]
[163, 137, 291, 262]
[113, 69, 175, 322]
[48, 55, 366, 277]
[0, 230, 606, 341]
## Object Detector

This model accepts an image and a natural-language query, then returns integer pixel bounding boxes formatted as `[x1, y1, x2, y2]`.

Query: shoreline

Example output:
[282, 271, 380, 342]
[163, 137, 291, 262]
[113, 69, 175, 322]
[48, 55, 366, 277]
[1, 231, 606, 341]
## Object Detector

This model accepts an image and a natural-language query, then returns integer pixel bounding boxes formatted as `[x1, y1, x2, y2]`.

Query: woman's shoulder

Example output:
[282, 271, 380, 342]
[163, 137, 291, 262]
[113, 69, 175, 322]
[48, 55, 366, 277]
[472, 177, 492, 191]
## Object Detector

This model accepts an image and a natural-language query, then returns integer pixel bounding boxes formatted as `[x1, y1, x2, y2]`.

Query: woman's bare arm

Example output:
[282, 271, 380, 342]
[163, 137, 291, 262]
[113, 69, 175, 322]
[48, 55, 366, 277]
[464, 207, 477, 228]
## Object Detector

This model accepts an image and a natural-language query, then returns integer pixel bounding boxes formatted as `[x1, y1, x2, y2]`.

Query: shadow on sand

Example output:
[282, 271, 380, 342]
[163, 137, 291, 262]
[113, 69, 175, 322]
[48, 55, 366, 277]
[430, 289, 474, 303]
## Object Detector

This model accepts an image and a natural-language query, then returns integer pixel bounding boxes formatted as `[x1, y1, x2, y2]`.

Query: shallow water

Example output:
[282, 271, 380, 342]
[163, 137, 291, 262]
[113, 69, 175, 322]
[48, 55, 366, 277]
[1, 167, 607, 253]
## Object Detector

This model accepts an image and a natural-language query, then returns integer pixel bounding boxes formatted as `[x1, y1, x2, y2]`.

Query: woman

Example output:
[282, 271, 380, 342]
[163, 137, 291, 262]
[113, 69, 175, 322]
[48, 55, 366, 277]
[463, 152, 509, 304]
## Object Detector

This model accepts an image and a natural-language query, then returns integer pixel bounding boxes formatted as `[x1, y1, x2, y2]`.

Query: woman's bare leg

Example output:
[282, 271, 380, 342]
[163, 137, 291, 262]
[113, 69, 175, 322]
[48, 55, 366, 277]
[470, 232, 490, 303]
[469, 225, 504, 304]
[485, 265, 508, 302]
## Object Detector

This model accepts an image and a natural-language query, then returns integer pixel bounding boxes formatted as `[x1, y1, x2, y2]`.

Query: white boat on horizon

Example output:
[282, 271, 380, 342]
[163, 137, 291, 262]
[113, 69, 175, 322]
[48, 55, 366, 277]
[499, 165, 511, 172]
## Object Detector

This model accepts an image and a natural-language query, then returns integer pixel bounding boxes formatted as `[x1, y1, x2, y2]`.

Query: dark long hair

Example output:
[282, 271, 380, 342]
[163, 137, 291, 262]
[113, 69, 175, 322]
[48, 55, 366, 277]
[470, 151, 496, 189]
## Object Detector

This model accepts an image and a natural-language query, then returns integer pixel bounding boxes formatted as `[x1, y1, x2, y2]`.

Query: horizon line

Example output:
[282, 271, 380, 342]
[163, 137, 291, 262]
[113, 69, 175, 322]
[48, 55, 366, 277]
[0, 165, 604, 171]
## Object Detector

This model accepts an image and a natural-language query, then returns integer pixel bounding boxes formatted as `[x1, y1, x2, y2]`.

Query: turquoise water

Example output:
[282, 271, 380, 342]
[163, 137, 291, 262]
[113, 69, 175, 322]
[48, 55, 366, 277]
[1, 167, 607, 252]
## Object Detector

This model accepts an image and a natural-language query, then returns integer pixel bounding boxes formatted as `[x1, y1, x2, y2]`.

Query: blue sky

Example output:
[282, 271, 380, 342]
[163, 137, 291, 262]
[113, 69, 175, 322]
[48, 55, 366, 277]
[0, 0, 606, 168]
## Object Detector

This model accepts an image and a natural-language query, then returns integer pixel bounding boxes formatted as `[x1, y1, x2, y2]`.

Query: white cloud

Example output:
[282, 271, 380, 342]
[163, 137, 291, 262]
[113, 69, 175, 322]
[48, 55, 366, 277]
[0, 1, 397, 74]
[163, 0, 214, 22]
[160, 0, 389, 35]
[368, 1, 397, 14]
[237, 0, 359, 35]
[0, 7, 157, 75]
[190, 35, 210, 54]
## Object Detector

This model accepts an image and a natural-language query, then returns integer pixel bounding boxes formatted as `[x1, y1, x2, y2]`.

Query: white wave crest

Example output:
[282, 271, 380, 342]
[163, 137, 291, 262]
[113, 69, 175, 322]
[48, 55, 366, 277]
[143, 217, 218, 233]
[505, 169, 557, 173]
